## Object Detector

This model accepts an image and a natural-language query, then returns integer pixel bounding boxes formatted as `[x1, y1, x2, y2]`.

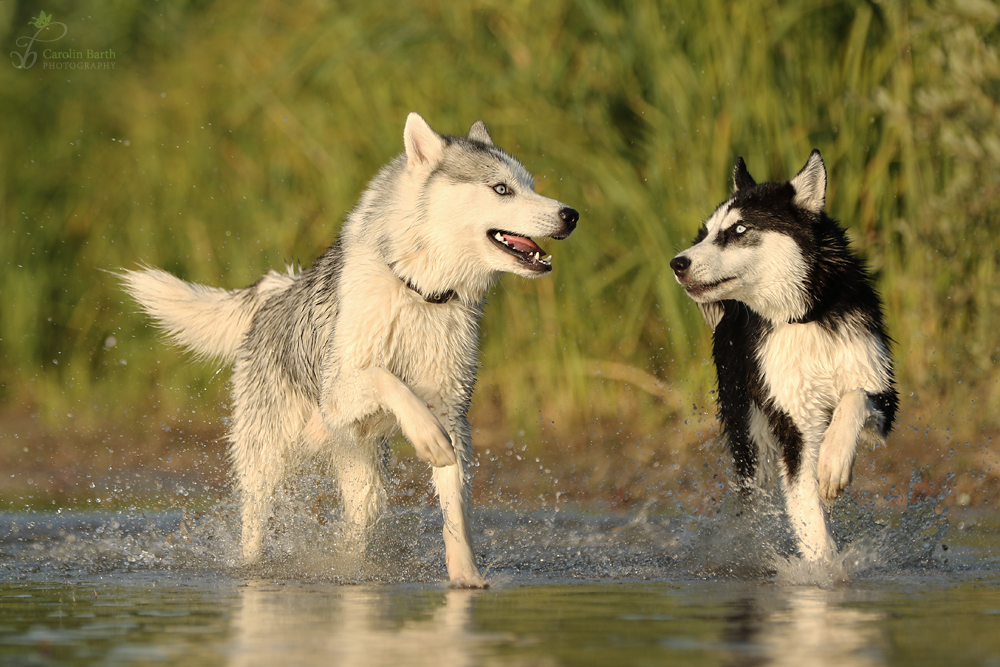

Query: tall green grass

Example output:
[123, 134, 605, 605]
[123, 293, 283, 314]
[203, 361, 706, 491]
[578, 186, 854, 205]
[1, 0, 998, 444]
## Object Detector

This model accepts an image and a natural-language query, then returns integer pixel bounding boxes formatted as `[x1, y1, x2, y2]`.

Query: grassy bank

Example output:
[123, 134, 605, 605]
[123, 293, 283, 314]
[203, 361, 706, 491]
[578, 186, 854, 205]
[1, 0, 999, 497]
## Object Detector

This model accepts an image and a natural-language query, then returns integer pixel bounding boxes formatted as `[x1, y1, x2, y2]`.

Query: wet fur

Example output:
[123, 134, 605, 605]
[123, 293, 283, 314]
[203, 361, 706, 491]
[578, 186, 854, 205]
[671, 151, 897, 561]
[121, 113, 578, 586]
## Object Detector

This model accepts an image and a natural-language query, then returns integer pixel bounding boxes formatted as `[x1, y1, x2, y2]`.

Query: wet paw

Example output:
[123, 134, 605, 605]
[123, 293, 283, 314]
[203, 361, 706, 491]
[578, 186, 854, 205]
[398, 407, 456, 467]
[818, 449, 854, 501]
[409, 427, 456, 467]
[448, 575, 489, 589]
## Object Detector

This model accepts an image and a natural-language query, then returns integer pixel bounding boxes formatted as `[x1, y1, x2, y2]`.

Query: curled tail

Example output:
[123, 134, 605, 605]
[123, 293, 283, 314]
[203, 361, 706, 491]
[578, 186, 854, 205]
[120, 267, 294, 363]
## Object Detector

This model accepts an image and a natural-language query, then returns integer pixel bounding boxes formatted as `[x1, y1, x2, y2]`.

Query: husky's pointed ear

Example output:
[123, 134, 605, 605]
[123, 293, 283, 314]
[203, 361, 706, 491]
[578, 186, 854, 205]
[404, 112, 446, 169]
[790, 149, 826, 213]
[468, 120, 494, 146]
[733, 157, 756, 192]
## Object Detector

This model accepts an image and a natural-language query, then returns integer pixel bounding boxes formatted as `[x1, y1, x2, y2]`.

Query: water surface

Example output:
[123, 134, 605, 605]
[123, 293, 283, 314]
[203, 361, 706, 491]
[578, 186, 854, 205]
[2, 499, 998, 666]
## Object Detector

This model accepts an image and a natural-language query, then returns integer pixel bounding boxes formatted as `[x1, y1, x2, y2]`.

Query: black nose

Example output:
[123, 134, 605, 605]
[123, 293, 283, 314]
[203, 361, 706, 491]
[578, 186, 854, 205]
[558, 207, 579, 234]
[669, 255, 690, 274]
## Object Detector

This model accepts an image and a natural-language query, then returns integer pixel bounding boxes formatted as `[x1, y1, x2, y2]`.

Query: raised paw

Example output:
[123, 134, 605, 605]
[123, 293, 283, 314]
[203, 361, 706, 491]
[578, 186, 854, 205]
[818, 388, 870, 502]
[399, 407, 456, 467]
[818, 445, 854, 501]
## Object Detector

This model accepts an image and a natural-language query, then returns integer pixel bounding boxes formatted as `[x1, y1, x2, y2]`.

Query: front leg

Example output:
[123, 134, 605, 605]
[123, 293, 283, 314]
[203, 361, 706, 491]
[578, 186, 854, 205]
[818, 389, 880, 501]
[767, 403, 837, 561]
[325, 366, 456, 468]
[433, 414, 485, 588]
[782, 465, 838, 561]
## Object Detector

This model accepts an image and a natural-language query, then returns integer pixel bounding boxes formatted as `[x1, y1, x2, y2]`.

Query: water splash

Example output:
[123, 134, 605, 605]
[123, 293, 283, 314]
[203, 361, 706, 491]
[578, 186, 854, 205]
[0, 481, 957, 585]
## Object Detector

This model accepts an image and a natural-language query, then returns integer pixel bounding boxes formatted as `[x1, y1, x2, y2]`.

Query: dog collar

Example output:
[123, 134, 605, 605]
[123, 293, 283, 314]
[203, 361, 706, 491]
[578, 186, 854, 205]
[387, 261, 456, 304]
[403, 279, 457, 304]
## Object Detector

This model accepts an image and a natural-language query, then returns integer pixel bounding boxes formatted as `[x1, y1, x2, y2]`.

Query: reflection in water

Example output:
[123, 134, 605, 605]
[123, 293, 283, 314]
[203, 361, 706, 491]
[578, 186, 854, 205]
[764, 588, 884, 667]
[726, 587, 884, 667]
[3, 573, 999, 664]
[230, 581, 491, 667]
[228, 579, 886, 667]
[0, 502, 971, 665]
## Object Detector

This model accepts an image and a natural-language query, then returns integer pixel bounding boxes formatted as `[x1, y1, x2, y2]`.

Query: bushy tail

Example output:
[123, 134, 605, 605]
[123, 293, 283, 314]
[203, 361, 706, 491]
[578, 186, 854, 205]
[120, 267, 281, 363]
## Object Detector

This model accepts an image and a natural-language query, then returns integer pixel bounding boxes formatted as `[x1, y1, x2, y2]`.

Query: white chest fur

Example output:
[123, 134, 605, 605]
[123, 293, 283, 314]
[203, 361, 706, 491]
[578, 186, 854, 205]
[333, 273, 479, 404]
[757, 320, 891, 444]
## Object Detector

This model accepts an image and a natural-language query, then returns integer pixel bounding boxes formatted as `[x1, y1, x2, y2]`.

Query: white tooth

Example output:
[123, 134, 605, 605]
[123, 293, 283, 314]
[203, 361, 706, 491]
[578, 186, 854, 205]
[494, 232, 504, 242]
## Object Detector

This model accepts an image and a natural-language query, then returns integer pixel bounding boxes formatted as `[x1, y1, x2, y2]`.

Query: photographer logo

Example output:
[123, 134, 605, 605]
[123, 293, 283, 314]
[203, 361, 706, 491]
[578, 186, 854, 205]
[11, 11, 116, 70]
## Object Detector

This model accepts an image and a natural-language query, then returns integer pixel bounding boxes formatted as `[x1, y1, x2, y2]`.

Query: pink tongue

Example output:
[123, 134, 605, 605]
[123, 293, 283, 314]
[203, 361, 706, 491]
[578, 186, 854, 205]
[502, 233, 543, 254]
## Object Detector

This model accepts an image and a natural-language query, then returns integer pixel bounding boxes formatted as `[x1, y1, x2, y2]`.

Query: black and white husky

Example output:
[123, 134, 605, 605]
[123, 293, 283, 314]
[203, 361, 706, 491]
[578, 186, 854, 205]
[122, 113, 578, 586]
[670, 151, 897, 561]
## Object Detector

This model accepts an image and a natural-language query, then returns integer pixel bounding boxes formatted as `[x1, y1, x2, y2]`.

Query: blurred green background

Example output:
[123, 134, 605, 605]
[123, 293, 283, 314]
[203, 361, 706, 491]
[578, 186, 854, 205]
[1, 0, 998, 504]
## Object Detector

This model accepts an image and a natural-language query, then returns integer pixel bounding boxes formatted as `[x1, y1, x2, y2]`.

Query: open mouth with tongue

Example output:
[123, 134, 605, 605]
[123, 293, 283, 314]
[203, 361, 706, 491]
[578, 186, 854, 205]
[488, 229, 552, 272]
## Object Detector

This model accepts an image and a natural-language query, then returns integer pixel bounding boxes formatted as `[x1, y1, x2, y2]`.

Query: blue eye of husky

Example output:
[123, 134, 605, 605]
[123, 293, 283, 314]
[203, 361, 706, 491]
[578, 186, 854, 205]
[493, 183, 512, 196]
[735, 224, 747, 234]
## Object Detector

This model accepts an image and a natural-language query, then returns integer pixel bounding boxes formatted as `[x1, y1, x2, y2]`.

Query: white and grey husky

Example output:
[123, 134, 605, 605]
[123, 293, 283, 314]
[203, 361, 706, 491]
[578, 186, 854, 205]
[122, 113, 578, 586]
[670, 151, 897, 562]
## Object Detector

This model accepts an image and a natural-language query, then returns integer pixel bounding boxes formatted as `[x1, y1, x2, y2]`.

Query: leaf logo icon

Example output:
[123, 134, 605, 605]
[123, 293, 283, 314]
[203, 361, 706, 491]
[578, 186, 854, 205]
[12, 10, 68, 69]
[29, 11, 53, 30]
